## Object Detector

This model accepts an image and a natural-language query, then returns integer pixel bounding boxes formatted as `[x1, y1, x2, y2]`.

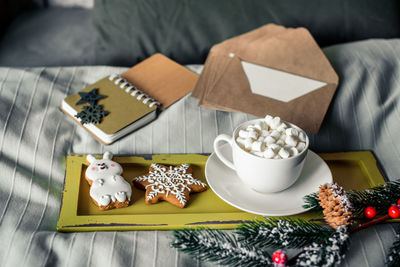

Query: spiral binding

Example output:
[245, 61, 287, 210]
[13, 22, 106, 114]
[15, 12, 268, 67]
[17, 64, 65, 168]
[108, 74, 161, 108]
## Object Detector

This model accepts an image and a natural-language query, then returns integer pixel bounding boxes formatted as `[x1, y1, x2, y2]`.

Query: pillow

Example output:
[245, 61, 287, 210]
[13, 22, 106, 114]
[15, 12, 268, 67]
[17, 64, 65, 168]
[0, 0, 40, 37]
[94, 0, 400, 66]
[0, 8, 96, 67]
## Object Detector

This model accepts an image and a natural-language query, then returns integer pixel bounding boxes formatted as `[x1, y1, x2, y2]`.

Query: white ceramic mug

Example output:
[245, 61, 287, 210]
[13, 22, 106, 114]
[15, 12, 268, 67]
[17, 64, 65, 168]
[213, 119, 309, 193]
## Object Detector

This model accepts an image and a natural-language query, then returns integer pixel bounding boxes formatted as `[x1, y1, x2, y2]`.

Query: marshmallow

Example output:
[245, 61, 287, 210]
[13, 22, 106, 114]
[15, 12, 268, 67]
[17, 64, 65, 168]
[289, 147, 299, 156]
[286, 128, 299, 137]
[299, 131, 307, 142]
[244, 138, 254, 150]
[246, 125, 257, 132]
[274, 155, 282, 159]
[270, 117, 281, 129]
[296, 141, 306, 152]
[254, 121, 265, 131]
[248, 130, 258, 140]
[238, 130, 249, 138]
[285, 135, 298, 147]
[276, 139, 284, 146]
[264, 115, 273, 125]
[279, 134, 286, 141]
[251, 141, 265, 152]
[270, 130, 281, 139]
[265, 135, 276, 145]
[261, 130, 270, 137]
[279, 147, 290, 159]
[264, 148, 276, 159]
[268, 143, 281, 152]
[236, 137, 247, 146]
[277, 123, 288, 132]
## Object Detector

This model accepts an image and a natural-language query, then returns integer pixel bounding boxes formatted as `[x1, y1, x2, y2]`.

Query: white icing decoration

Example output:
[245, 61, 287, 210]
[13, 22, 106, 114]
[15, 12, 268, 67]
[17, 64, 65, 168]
[90, 175, 131, 206]
[98, 195, 111, 206]
[85, 154, 123, 182]
[86, 152, 132, 206]
[94, 179, 104, 186]
[133, 163, 207, 206]
[87, 154, 96, 164]
[115, 191, 127, 202]
[103, 151, 113, 160]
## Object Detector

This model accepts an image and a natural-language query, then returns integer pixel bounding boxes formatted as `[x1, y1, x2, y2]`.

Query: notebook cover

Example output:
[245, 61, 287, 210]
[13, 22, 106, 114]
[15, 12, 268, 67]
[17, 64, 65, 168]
[122, 53, 198, 109]
[63, 54, 198, 137]
[63, 77, 157, 135]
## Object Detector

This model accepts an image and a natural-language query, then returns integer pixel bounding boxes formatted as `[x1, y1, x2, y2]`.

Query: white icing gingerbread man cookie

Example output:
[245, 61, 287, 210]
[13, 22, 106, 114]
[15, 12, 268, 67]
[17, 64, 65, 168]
[85, 151, 132, 210]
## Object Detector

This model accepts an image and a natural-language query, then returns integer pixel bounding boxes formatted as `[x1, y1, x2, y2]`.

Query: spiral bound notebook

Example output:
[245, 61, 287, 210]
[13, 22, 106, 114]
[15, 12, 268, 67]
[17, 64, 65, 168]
[61, 54, 198, 144]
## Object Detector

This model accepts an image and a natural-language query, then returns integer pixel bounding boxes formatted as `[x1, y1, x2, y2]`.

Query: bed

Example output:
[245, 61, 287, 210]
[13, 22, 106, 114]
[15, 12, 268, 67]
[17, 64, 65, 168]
[0, 1, 400, 266]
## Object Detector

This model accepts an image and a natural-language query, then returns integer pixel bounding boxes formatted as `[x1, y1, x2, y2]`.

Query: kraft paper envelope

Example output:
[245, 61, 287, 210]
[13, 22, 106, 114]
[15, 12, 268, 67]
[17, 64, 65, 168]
[195, 25, 338, 133]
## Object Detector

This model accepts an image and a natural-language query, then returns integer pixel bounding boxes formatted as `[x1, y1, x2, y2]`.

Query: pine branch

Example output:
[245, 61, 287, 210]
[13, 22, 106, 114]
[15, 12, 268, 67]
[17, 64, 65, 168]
[302, 192, 323, 211]
[295, 226, 350, 267]
[387, 225, 400, 267]
[349, 180, 400, 216]
[302, 180, 400, 216]
[173, 180, 400, 267]
[172, 228, 272, 267]
[236, 217, 333, 249]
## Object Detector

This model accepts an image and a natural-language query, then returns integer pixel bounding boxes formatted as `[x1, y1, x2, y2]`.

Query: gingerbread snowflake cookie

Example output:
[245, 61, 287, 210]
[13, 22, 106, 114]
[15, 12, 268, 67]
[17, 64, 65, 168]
[85, 151, 132, 210]
[132, 163, 207, 208]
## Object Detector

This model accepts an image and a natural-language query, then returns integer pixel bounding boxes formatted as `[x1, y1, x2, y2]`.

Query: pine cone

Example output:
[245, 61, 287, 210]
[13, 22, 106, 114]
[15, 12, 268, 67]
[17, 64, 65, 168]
[318, 183, 353, 229]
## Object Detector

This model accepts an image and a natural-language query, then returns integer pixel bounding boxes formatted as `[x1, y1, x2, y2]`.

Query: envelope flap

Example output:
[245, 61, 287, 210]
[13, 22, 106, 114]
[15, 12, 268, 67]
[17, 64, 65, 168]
[233, 27, 338, 84]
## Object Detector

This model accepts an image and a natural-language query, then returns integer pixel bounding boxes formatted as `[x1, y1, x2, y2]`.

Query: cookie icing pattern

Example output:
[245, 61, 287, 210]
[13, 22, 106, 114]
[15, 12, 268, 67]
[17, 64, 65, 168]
[90, 175, 131, 206]
[133, 163, 207, 207]
[86, 152, 132, 209]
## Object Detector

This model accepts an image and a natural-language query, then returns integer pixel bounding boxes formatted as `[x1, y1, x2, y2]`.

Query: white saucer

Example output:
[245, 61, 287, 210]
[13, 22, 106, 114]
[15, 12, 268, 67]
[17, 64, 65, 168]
[205, 143, 332, 216]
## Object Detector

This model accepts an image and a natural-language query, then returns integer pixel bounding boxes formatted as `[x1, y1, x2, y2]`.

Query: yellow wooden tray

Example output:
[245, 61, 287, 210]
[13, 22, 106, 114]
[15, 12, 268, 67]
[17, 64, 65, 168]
[57, 151, 388, 232]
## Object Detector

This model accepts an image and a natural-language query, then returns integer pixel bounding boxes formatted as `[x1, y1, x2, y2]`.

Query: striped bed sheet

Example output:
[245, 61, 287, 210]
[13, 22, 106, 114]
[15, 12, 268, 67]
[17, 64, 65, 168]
[0, 38, 400, 266]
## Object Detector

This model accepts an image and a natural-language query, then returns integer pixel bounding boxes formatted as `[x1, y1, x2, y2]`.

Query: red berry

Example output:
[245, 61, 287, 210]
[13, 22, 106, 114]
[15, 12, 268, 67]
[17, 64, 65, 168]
[364, 206, 376, 219]
[397, 199, 400, 205]
[272, 250, 287, 264]
[389, 205, 400, 219]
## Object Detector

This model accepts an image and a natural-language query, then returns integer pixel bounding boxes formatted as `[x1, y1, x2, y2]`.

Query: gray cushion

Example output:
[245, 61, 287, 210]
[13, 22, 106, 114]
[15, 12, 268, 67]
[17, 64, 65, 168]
[94, 0, 400, 66]
[0, 7, 95, 67]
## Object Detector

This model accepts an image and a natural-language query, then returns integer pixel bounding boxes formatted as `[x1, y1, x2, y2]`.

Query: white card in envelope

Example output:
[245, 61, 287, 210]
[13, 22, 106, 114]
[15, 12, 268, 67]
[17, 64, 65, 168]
[241, 61, 327, 102]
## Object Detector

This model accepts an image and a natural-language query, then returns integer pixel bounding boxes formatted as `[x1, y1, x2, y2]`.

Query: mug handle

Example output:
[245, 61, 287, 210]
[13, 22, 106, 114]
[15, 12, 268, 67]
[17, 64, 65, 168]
[213, 134, 236, 170]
